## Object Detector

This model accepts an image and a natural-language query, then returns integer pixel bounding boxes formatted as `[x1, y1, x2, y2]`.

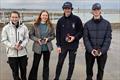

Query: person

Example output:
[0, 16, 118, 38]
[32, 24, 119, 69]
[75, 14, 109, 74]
[28, 10, 55, 80]
[54, 2, 83, 80]
[1, 11, 29, 80]
[83, 3, 112, 80]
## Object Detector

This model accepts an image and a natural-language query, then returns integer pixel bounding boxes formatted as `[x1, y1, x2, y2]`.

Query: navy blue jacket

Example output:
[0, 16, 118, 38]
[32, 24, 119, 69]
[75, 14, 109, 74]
[56, 13, 83, 49]
[83, 16, 112, 54]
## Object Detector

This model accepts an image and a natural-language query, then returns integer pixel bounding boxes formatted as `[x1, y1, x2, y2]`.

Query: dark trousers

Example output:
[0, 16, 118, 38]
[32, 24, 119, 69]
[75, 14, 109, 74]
[28, 51, 50, 80]
[8, 55, 28, 80]
[54, 48, 77, 80]
[85, 52, 107, 80]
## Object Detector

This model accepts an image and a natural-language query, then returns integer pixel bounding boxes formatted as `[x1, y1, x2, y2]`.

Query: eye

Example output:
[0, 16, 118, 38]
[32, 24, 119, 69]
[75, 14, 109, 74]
[12, 16, 18, 18]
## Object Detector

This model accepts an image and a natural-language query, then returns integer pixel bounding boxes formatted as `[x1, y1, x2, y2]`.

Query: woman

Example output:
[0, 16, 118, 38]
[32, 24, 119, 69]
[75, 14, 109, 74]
[1, 11, 29, 80]
[28, 10, 55, 80]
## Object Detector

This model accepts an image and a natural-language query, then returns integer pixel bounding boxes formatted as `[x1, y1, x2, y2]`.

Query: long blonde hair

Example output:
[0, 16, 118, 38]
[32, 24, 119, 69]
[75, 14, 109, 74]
[34, 10, 53, 30]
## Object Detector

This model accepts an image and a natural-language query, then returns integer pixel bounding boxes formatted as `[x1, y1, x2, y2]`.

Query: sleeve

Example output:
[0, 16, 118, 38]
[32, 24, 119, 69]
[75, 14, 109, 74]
[29, 26, 39, 41]
[74, 17, 84, 40]
[21, 26, 29, 47]
[1, 26, 15, 49]
[83, 23, 93, 53]
[101, 22, 112, 54]
[47, 27, 55, 42]
[56, 20, 61, 47]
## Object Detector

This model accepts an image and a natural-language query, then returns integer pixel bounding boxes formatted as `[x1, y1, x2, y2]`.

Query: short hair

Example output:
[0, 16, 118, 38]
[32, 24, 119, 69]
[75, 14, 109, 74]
[10, 11, 20, 18]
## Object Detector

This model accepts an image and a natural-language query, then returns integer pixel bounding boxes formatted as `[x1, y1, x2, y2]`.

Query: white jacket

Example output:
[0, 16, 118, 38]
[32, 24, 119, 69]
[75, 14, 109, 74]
[1, 21, 29, 57]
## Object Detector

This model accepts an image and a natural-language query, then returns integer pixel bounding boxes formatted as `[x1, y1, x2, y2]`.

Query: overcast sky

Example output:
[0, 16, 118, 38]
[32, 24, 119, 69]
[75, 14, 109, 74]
[0, 0, 120, 9]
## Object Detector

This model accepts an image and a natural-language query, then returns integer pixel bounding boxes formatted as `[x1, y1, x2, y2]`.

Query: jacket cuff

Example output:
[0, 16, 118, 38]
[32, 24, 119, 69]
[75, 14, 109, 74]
[10, 44, 15, 49]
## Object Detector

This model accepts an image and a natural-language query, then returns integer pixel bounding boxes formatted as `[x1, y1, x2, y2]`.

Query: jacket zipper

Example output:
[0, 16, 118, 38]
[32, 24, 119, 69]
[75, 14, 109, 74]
[96, 24, 98, 49]
[15, 28, 18, 56]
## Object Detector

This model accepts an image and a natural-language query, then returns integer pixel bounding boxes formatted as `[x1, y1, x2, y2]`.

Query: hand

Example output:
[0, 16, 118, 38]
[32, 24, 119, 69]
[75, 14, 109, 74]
[44, 38, 49, 44]
[96, 49, 102, 56]
[97, 52, 102, 56]
[15, 42, 23, 50]
[14, 42, 20, 49]
[37, 39, 42, 45]
[91, 49, 98, 56]
[17, 46, 23, 51]
[15, 44, 19, 50]
[57, 47, 61, 54]
[67, 36, 75, 43]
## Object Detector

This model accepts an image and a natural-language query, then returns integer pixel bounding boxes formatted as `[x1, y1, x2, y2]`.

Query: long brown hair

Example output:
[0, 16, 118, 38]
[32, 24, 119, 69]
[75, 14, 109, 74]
[34, 10, 53, 30]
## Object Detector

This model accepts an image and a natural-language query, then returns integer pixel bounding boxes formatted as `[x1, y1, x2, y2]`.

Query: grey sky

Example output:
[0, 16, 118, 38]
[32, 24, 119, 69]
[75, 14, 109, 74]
[0, 0, 120, 9]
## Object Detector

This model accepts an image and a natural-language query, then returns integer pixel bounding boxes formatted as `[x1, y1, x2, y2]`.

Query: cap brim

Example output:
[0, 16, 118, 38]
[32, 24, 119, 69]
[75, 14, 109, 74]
[92, 8, 101, 10]
[63, 6, 73, 9]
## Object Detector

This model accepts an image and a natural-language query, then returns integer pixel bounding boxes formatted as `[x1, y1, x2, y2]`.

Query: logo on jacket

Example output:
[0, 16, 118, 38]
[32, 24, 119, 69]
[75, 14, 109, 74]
[72, 23, 75, 29]
[62, 25, 64, 27]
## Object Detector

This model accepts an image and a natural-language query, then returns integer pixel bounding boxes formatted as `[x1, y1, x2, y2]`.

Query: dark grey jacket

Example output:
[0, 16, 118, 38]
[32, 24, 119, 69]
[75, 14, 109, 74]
[29, 25, 55, 54]
[83, 16, 112, 54]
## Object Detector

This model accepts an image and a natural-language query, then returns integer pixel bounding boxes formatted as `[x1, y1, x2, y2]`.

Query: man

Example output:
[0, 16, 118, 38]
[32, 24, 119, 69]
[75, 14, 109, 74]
[83, 3, 112, 80]
[1, 11, 29, 80]
[54, 2, 83, 80]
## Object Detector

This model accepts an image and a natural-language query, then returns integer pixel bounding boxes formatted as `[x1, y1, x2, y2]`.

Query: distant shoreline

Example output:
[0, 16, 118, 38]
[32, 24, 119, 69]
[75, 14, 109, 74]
[1, 8, 120, 14]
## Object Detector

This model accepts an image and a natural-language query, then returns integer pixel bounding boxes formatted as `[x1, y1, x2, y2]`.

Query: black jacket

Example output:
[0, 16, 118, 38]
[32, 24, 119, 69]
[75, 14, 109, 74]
[83, 16, 112, 54]
[56, 13, 83, 49]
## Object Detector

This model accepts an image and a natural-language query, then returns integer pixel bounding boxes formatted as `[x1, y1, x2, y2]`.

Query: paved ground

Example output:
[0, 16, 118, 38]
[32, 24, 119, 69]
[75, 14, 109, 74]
[0, 28, 120, 80]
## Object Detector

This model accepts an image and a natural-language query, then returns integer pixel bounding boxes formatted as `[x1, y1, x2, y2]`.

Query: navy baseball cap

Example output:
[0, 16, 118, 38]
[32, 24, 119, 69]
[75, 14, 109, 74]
[62, 2, 73, 9]
[92, 3, 101, 10]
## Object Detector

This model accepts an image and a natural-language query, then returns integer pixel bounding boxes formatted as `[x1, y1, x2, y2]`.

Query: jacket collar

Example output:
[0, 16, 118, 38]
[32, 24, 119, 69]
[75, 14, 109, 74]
[92, 15, 103, 23]
[64, 13, 73, 19]
[9, 21, 23, 28]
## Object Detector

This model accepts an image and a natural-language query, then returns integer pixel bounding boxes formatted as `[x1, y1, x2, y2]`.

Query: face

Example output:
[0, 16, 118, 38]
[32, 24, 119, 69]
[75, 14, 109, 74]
[63, 8, 72, 17]
[92, 9, 101, 17]
[10, 13, 20, 24]
[40, 12, 48, 22]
